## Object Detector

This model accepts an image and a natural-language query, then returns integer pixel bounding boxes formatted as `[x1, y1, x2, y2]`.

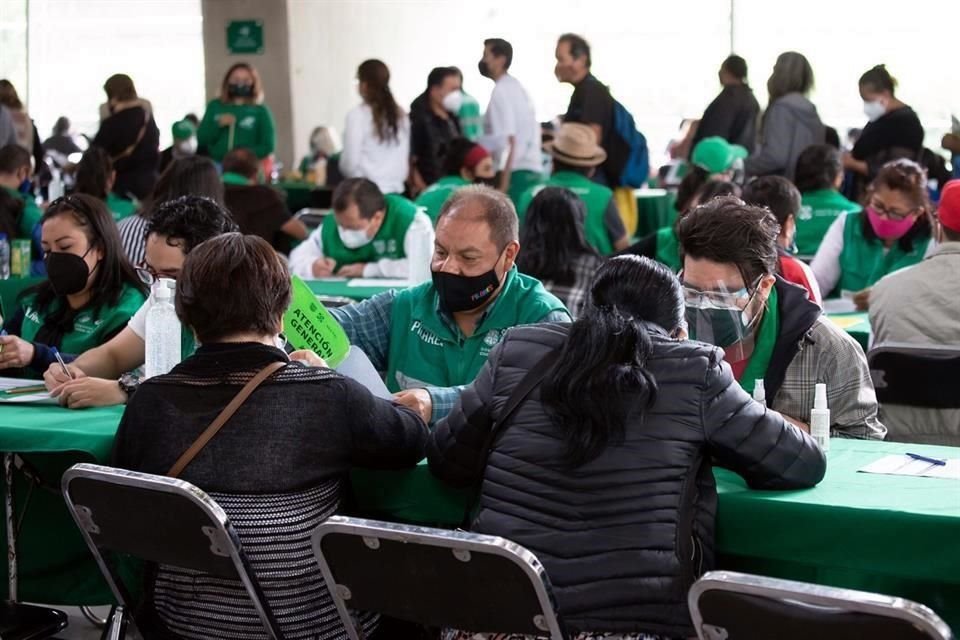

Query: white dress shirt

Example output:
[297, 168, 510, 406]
[478, 74, 542, 173]
[340, 103, 410, 194]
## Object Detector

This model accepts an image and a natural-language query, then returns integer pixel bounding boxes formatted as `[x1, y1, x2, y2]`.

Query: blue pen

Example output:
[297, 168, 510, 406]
[906, 452, 947, 466]
[51, 347, 74, 380]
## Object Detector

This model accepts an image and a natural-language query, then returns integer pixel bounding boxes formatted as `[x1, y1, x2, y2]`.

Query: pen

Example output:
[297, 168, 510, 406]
[51, 347, 74, 381]
[905, 452, 947, 467]
[0, 329, 6, 354]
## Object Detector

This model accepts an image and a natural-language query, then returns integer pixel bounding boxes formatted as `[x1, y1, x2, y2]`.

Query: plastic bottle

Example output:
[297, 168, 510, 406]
[0, 234, 11, 280]
[752, 379, 766, 407]
[406, 225, 433, 285]
[810, 383, 830, 452]
[144, 278, 181, 378]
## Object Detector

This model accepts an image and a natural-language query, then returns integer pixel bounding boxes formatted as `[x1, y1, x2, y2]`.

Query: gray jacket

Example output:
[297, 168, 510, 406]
[745, 92, 825, 180]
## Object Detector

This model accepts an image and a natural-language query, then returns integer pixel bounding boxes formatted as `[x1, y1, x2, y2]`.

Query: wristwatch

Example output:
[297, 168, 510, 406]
[118, 373, 141, 401]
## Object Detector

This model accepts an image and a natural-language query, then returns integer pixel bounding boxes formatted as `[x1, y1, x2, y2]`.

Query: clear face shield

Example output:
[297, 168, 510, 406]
[682, 275, 765, 363]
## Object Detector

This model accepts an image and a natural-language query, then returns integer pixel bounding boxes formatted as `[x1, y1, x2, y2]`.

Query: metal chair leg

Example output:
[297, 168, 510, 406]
[82, 604, 109, 626]
[99, 605, 127, 640]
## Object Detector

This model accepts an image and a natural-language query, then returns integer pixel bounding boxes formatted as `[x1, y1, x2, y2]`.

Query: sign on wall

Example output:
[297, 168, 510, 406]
[227, 20, 264, 55]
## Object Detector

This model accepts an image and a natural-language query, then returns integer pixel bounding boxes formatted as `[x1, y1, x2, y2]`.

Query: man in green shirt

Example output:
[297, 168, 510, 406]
[794, 144, 862, 256]
[0, 144, 42, 239]
[288, 178, 434, 279]
[516, 122, 629, 255]
[329, 185, 570, 424]
[415, 139, 495, 222]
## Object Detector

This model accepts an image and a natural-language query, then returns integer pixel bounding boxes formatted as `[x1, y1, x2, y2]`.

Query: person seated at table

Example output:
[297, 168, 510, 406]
[793, 144, 862, 256]
[516, 187, 601, 318]
[618, 180, 741, 272]
[43, 196, 238, 407]
[428, 255, 826, 640]
[742, 176, 822, 303]
[870, 180, 960, 446]
[117, 156, 225, 267]
[287, 177, 433, 279]
[112, 232, 427, 640]
[415, 138, 495, 223]
[677, 195, 885, 438]
[329, 185, 570, 424]
[0, 194, 146, 376]
[73, 146, 137, 221]
[221, 147, 308, 255]
[811, 158, 934, 307]
[0, 144, 41, 241]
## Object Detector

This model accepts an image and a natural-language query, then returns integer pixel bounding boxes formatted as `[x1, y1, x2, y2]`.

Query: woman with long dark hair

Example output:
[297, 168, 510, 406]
[429, 255, 825, 640]
[517, 187, 600, 317]
[197, 62, 276, 165]
[0, 194, 146, 376]
[340, 59, 410, 194]
[73, 146, 137, 221]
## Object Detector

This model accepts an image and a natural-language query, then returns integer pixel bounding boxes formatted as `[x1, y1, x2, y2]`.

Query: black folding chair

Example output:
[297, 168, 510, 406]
[312, 515, 570, 640]
[0, 602, 67, 640]
[61, 463, 286, 640]
[689, 570, 954, 640]
[868, 342, 960, 408]
[294, 207, 330, 230]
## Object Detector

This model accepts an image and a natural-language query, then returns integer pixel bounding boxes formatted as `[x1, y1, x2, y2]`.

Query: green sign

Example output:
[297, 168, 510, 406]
[227, 20, 264, 55]
[283, 276, 350, 367]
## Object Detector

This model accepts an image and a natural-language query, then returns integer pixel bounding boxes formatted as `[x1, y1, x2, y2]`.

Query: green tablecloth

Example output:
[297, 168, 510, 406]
[306, 279, 403, 302]
[0, 276, 44, 319]
[635, 189, 677, 238]
[352, 439, 960, 627]
[826, 312, 871, 352]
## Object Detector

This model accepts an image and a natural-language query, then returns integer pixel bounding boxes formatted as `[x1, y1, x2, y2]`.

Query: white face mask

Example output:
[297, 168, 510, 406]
[337, 225, 373, 249]
[442, 90, 464, 114]
[175, 138, 198, 155]
[863, 99, 886, 122]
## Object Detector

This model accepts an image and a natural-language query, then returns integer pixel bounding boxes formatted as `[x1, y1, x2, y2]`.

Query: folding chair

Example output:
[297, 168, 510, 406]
[0, 601, 68, 640]
[689, 570, 954, 640]
[868, 342, 960, 408]
[294, 207, 330, 230]
[312, 515, 570, 640]
[61, 463, 286, 640]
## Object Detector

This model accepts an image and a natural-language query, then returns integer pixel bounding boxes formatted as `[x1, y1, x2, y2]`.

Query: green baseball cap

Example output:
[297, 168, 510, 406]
[692, 136, 748, 174]
[171, 119, 196, 141]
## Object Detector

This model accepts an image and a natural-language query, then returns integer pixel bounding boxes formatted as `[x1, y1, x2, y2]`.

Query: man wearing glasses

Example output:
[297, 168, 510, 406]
[677, 195, 885, 439]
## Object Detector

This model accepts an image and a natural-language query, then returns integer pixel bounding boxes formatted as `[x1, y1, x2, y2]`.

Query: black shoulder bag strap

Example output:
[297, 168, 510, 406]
[461, 347, 562, 528]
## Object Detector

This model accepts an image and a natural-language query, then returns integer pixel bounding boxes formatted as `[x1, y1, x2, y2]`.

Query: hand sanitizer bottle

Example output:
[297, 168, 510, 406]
[810, 383, 830, 452]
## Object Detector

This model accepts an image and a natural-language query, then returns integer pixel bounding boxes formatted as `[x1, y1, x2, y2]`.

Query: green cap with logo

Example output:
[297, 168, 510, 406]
[171, 119, 196, 141]
[692, 136, 748, 174]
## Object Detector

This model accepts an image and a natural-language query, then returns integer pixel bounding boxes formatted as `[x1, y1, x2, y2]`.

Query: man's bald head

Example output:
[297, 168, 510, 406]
[437, 184, 518, 251]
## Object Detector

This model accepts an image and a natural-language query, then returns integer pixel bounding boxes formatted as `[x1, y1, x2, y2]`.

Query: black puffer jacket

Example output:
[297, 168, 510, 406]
[428, 323, 825, 638]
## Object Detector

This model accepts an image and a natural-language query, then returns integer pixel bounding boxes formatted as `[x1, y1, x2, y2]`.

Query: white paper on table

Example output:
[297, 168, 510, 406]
[347, 278, 410, 288]
[822, 297, 857, 314]
[315, 277, 347, 282]
[0, 376, 58, 404]
[858, 454, 960, 480]
[335, 346, 392, 400]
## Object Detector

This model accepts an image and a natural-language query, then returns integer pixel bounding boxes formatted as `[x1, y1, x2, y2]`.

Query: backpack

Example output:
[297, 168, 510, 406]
[607, 99, 650, 188]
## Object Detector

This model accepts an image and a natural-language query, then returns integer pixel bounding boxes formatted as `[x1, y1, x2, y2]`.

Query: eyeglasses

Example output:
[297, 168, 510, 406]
[868, 200, 916, 222]
[681, 276, 762, 309]
[135, 262, 177, 286]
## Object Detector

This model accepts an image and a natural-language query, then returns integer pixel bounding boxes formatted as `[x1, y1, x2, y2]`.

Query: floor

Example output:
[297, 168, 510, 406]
[52, 606, 141, 640]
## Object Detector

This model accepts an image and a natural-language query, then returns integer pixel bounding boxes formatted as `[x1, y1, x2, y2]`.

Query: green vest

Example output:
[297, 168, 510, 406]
[320, 194, 418, 268]
[105, 192, 137, 221]
[18, 282, 146, 355]
[386, 267, 568, 392]
[517, 171, 614, 255]
[415, 176, 469, 223]
[837, 211, 930, 293]
[654, 227, 681, 272]
[797, 189, 862, 256]
[222, 171, 251, 186]
[3, 186, 42, 240]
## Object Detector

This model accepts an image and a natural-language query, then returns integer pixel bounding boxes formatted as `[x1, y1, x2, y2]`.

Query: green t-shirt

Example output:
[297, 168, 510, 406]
[516, 171, 615, 255]
[415, 176, 469, 223]
[319, 194, 418, 268]
[3, 186, 42, 240]
[385, 266, 568, 392]
[105, 192, 137, 222]
[197, 99, 277, 162]
[797, 189, 862, 256]
[18, 282, 147, 355]
[837, 211, 931, 294]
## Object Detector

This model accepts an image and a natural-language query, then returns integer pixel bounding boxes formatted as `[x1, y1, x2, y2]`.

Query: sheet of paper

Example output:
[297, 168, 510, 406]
[0, 377, 58, 404]
[823, 298, 856, 314]
[858, 454, 960, 480]
[335, 346, 392, 400]
[347, 278, 410, 288]
[315, 277, 347, 282]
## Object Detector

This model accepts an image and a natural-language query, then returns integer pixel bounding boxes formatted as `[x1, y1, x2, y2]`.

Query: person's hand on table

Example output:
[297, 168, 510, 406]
[852, 288, 870, 311]
[43, 362, 87, 391]
[394, 388, 433, 424]
[217, 113, 236, 127]
[53, 377, 127, 409]
[336, 263, 366, 278]
[311, 258, 337, 278]
[0, 335, 34, 369]
[289, 349, 327, 368]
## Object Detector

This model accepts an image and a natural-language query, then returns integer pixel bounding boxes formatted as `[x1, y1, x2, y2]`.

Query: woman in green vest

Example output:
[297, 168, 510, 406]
[197, 63, 277, 166]
[415, 138, 495, 223]
[794, 144, 861, 256]
[811, 158, 933, 303]
[0, 194, 147, 377]
[73, 146, 138, 221]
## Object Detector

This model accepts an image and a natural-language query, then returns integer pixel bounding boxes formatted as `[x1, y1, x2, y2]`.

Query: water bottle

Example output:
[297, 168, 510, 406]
[0, 234, 11, 280]
[144, 278, 181, 378]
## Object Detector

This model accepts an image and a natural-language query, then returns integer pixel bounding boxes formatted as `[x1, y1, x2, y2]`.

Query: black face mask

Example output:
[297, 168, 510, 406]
[45, 250, 94, 296]
[473, 176, 498, 187]
[432, 266, 501, 313]
[227, 83, 254, 99]
[478, 60, 492, 79]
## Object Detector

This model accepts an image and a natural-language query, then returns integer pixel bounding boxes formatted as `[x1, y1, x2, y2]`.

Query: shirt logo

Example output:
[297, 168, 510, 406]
[798, 205, 813, 221]
[239, 115, 257, 129]
[374, 240, 386, 254]
[410, 320, 443, 347]
[479, 328, 506, 357]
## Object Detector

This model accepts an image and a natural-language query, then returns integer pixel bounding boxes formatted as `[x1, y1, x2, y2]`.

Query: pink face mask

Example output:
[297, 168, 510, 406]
[866, 206, 916, 240]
